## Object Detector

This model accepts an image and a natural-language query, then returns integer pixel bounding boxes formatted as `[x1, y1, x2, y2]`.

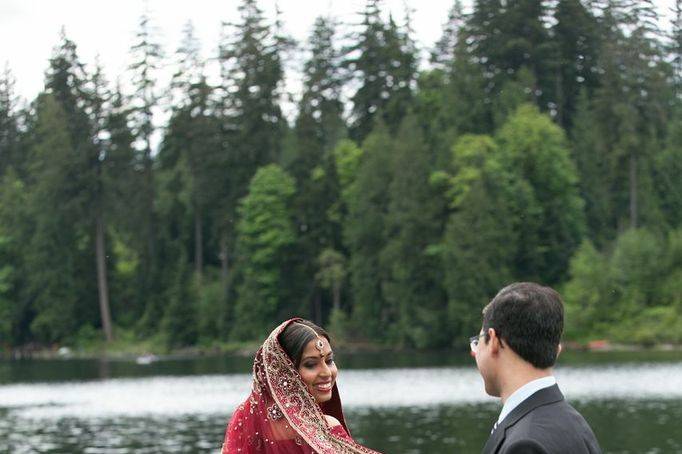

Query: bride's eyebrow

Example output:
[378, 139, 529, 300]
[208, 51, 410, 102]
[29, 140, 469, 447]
[302, 350, 333, 361]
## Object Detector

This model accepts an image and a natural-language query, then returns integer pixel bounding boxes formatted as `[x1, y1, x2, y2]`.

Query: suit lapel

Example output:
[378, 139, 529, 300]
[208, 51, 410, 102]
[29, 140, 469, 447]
[482, 421, 506, 454]
[482, 384, 565, 454]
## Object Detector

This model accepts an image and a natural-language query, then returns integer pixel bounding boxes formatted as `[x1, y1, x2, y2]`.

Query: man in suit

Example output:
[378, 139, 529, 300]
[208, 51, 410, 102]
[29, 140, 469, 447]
[471, 282, 602, 454]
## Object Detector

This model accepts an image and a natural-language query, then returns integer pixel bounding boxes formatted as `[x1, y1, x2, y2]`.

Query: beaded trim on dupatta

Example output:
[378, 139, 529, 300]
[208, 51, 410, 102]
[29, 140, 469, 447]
[257, 319, 380, 454]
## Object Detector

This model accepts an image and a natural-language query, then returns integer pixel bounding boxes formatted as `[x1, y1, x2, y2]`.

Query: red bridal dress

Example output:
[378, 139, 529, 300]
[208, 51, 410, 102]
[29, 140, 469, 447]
[221, 319, 381, 454]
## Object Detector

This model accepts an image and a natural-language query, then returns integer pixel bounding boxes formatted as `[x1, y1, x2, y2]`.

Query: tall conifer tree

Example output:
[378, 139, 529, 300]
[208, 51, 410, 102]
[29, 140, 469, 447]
[346, 0, 417, 141]
[128, 9, 164, 326]
[216, 0, 288, 309]
[380, 114, 445, 347]
[0, 65, 20, 175]
[343, 123, 392, 338]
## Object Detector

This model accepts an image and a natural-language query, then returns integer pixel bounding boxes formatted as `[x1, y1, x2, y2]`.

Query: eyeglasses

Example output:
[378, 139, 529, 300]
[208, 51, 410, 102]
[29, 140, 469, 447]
[469, 333, 486, 351]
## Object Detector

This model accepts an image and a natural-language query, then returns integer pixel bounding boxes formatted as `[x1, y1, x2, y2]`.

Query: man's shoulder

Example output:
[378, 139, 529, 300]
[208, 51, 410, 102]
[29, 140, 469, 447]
[512, 398, 590, 432]
[504, 400, 601, 453]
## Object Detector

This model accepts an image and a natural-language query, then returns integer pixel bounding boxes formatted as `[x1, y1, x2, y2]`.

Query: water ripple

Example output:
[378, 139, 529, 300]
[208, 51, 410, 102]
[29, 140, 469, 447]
[1, 363, 681, 419]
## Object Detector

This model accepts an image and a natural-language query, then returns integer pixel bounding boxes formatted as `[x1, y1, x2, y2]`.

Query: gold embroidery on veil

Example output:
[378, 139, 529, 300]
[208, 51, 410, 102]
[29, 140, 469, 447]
[255, 319, 380, 454]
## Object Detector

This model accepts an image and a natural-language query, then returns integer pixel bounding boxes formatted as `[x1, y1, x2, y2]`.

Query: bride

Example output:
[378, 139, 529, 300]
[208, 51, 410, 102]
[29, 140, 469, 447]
[222, 318, 381, 453]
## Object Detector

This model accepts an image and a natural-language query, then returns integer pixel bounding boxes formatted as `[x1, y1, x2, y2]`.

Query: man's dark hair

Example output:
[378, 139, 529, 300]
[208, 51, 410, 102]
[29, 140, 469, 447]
[278, 319, 331, 368]
[482, 282, 563, 369]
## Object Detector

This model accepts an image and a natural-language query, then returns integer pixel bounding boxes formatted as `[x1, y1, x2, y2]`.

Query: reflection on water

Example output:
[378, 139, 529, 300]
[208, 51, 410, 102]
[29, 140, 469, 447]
[2, 400, 681, 453]
[1, 354, 682, 453]
[3, 364, 682, 418]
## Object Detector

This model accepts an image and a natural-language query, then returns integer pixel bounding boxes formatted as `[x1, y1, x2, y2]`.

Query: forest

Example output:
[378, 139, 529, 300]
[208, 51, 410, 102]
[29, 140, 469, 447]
[0, 0, 681, 352]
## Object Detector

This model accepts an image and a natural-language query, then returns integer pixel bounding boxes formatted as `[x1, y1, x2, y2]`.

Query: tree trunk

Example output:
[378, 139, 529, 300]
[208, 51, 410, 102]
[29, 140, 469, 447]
[95, 212, 113, 342]
[629, 149, 638, 229]
[195, 212, 203, 287]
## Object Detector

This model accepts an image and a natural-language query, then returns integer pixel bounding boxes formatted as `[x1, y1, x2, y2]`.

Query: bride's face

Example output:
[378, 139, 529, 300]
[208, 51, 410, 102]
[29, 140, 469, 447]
[298, 337, 338, 404]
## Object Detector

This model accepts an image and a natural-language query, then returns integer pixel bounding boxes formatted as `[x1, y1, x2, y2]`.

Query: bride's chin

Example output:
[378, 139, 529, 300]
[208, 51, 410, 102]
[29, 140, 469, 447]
[313, 390, 333, 403]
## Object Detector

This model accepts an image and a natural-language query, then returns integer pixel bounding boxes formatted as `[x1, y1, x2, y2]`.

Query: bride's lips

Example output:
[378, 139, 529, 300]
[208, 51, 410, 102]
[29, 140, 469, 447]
[314, 381, 333, 392]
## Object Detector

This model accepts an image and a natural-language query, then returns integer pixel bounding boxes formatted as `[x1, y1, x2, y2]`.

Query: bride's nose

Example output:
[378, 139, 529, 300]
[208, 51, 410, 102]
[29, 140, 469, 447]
[319, 361, 332, 377]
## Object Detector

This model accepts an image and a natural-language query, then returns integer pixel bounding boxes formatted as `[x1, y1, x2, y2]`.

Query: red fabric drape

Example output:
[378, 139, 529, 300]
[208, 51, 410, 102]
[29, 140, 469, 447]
[222, 319, 381, 454]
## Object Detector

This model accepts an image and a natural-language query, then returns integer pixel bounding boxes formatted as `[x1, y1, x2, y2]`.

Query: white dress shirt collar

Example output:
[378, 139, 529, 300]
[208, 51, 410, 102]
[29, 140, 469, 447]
[497, 375, 557, 425]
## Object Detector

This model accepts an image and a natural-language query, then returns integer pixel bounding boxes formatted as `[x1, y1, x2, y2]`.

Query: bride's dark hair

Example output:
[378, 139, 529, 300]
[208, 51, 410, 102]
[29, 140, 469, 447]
[279, 319, 331, 368]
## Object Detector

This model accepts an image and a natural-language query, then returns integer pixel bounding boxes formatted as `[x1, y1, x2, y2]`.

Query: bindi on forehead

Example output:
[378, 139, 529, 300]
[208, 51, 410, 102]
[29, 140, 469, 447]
[303, 338, 332, 359]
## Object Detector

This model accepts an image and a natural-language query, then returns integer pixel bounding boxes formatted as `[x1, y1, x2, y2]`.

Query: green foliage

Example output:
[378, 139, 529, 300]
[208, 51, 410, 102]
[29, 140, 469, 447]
[0, 235, 13, 343]
[327, 307, 352, 345]
[654, 111, 682, 229]
[316, 249, 347, 306]
[162, 253, 198, 347]
[552, 0, 601, 129]
[563, 229, 682, 344]
[563, 241, 611, 339]
[0, 170, 27, 345]
[344, 124, 392, 338]
[0, 66, 20, 175]
[380, 114, 446, 347]
[25, 94, 84, 343]
[196, 271, 228, 342]
[346, 0, 418, 141]
[439, 134, 519, 342]
[232, 164, 296, 340]
[3, 0, 682, 352]
[491, 67, 537, 129]
[496, 104, 585, 283]
[332, 140, 363, 199]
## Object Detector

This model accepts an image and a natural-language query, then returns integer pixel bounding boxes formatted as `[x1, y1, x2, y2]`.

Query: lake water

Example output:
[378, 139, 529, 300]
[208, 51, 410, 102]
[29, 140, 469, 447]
[1, 350, 681, 453]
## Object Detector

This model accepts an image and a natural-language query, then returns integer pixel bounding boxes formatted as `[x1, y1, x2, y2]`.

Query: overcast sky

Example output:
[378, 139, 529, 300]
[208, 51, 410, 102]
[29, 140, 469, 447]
[0, 0, 677, 107]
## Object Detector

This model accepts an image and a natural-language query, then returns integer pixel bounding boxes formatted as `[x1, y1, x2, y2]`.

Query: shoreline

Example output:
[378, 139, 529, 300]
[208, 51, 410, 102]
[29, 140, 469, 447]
[3, 339, 682, 361]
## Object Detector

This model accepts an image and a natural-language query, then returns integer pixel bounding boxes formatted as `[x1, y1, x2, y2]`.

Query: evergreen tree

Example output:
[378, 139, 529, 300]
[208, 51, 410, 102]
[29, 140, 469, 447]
[289, 15, 347, 322]
[570, 90, 611, 246]
[416, 1, 489, 167]
[343, 124, 392, 338]
[0, 65, 20, 175]
[491, 66, 538, 128]
[217, 0, 289, 309]
[671, 0, 682, 93]
[24, 95, 88, 342]
[315, 248, 347, 315]
[87, 61, 114, 342]
[436, 134, 520, 342]
[127, 9, 165, 326]
[161, 249, 198, 347]
[37, 33, 107, 341]
[379, 115, 446, 347]
[293, 16, 345, 181]
[431, 0, 466, 71]
[469, 0, 554, 111]
[232, 164, 296, 339]
[170, 21, 204, 110]
[102, 84, 143, 326]
[552, 0, 601, 129]
[163, 21, 221, 289]
[592, 0, 671, 231]
[220, 0, 286, 172]
[0, 233, 12, 344]
[346, 0, 418, 141]
[654, 109, 682, 228]
[496, 104, 585, 283]
[0, 170, 29, 346]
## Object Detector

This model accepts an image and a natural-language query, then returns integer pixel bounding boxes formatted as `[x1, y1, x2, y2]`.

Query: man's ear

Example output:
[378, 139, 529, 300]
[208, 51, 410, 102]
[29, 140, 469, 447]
[488, 328, 502, 354]
[557, 343, 563, 358]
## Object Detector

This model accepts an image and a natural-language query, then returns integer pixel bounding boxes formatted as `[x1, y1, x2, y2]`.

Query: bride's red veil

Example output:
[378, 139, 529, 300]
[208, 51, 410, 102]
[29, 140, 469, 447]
[222, 318, 380, 454]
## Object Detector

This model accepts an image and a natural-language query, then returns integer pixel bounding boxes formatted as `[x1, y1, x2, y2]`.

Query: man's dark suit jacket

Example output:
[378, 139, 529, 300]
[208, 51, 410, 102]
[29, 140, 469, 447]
[482, 384, 602, 454]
